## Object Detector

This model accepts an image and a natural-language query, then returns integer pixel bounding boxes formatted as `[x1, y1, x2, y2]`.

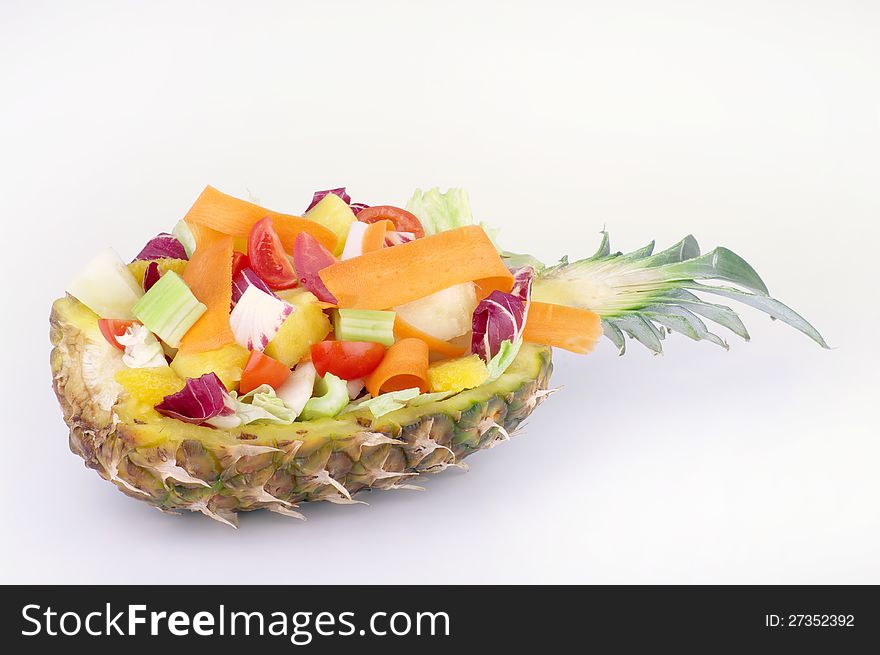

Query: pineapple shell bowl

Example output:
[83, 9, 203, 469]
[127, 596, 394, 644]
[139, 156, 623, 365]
[51, 295, 552, 527]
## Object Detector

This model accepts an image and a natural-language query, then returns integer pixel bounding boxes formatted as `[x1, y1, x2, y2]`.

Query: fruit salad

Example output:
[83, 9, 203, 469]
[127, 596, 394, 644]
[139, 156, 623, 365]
[64, 185, 827, 431]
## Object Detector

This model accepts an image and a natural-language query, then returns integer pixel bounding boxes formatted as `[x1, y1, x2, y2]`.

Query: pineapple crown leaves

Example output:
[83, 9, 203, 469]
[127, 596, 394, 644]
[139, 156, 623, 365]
[531, 231, 828, 355]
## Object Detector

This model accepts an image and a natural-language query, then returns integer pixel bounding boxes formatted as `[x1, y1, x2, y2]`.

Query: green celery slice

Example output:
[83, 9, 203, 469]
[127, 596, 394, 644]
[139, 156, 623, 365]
[131, 271, 206, 348]
[334, 309, 396, 346]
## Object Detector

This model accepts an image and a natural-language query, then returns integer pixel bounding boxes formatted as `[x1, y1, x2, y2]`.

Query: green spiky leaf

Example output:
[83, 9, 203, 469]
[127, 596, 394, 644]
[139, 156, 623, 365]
[532, 231, 827, 354]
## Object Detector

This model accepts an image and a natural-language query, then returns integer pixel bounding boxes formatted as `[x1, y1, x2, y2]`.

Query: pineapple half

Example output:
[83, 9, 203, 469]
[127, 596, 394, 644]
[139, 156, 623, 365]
[51, 232, 825, 526]
[51, 296, 552, 527]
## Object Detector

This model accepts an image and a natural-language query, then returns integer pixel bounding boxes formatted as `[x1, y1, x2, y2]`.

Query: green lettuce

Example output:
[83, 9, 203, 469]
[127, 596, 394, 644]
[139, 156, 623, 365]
[405, 186, 503, 250]
[230, 385, 297, 425]
[406, 187, 474, 235]
[486, 338, 522, 381]
[342, 387, 420, 418]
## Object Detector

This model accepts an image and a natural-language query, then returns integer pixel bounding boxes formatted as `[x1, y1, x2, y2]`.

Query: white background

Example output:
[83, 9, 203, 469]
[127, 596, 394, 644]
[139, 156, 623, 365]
[1, 0, 878, 584]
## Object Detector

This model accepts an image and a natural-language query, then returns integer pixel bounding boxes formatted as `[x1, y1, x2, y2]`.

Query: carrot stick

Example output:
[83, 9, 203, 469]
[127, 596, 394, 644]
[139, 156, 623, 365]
[177, 226, 235, 354]
[523, 301, 603, 354]
[183, 185, 337, 253]
[319, 225, 513, 310]
[361, 219, 394, 254]
[394, 317, 467, 358]
[365, 338, 429, 397]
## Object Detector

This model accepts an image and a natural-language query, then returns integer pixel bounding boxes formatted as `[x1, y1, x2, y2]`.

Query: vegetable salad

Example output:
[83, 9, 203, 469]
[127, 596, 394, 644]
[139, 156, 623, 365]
[66, 186, 596, 426]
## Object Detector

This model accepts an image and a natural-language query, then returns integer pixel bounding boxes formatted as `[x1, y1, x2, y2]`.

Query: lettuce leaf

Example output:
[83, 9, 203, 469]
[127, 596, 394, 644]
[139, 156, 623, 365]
[342, 387, 421, 418]
[405, 187, 473, 235]
[486, 338, 522, 381]
[229, 385, 297, 425]
[406, 187, 504, 251]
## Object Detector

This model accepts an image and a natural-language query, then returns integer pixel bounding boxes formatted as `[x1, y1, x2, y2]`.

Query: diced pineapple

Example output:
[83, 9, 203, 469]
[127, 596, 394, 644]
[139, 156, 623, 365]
[304, 193, 356, 256]
[427, 354, 490, 393]
[115, 366, 186, 408]
[170, 342, 250, 390]
[264, 289, 332, 366]
[394, 282, 478, 342]
[127, 258, 188, 287]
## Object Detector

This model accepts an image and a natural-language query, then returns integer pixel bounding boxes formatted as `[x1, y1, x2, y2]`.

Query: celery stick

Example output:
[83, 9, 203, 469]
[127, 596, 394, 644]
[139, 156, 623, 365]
[333, 309, 395, 346]
[131, 271, 206, 348]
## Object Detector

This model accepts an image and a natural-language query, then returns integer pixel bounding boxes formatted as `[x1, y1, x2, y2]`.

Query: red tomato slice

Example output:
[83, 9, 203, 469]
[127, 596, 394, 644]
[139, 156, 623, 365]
[231, 251, 251, 280]
[248, 216, 298, 289]
[310, 341, 386, 380]
[292, 232, 338, 303]
[98, 319, 137, 351]
[356, 206, 425, 239]
[239, 350, 292, 395]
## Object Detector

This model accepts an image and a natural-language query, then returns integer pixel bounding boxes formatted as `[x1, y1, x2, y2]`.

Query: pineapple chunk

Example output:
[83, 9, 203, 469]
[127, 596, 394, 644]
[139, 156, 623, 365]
[264, 289, 332, 366]
[115, 366, 185, 408]
[394, 282, 478, 341]
[127, 258, 188, 287]
[170, 342, 250, 390]
[427, 354, 489, 393]
[304, 193, 356, 256]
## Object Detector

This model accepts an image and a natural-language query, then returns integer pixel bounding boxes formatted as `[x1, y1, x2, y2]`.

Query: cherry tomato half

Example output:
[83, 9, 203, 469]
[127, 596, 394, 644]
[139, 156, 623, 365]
[356, 206, 425, 239]
[248, 216, 298, 289]
[98, 319, 137, 351]
[239, 350, 292, 395]
[231, 251, 251, 280]
[310, 341, 386, 380]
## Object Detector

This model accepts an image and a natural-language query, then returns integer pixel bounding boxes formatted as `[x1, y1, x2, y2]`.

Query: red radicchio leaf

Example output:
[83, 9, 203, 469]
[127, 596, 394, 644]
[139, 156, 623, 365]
[154, 373, 232, 424]
[471, 291, 526, 361]
[232, 267, 275, 307]
[384, 231, 416, 247]
[304, 187, 369, 215]
[143, 261, 162, 292]
[134, 233, 188, 261]
[510, 265, 534, 302]
[292, 232, 338, 304]
[471, 267, 534, 361]
[305, 187, 351, 212]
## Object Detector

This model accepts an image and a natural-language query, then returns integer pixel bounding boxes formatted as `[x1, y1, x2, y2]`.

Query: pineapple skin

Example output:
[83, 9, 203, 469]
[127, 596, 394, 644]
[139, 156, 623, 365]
[50, 296, 553, 527]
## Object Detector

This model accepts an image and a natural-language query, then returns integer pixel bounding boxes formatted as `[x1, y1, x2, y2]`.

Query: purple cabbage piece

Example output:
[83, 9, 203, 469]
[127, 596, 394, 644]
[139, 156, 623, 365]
[304, 187, 369, 215]
[143, 261, 162, 292]
[471, 266, 534, 361]
[154, 373, 231, 424]
[305, 187, 352, 213]
[472, 291, 527, 361]
[384, 231, 416, 247]
[232, 267, 275, 307]
[510, 266, 534, 302]
[134, 233, 188, 261]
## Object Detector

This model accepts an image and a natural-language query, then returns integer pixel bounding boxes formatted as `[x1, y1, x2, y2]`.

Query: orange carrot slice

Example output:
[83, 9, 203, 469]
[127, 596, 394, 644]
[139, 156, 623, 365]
[394, 317, 467, 358]
[319, 225, 513, 309]
[361, 219, 394, 254]
[365, 338, 429, 397]
[183, 185, 337, 253]
[523, 301, 603, 354]
[177, 226, 235, 354]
